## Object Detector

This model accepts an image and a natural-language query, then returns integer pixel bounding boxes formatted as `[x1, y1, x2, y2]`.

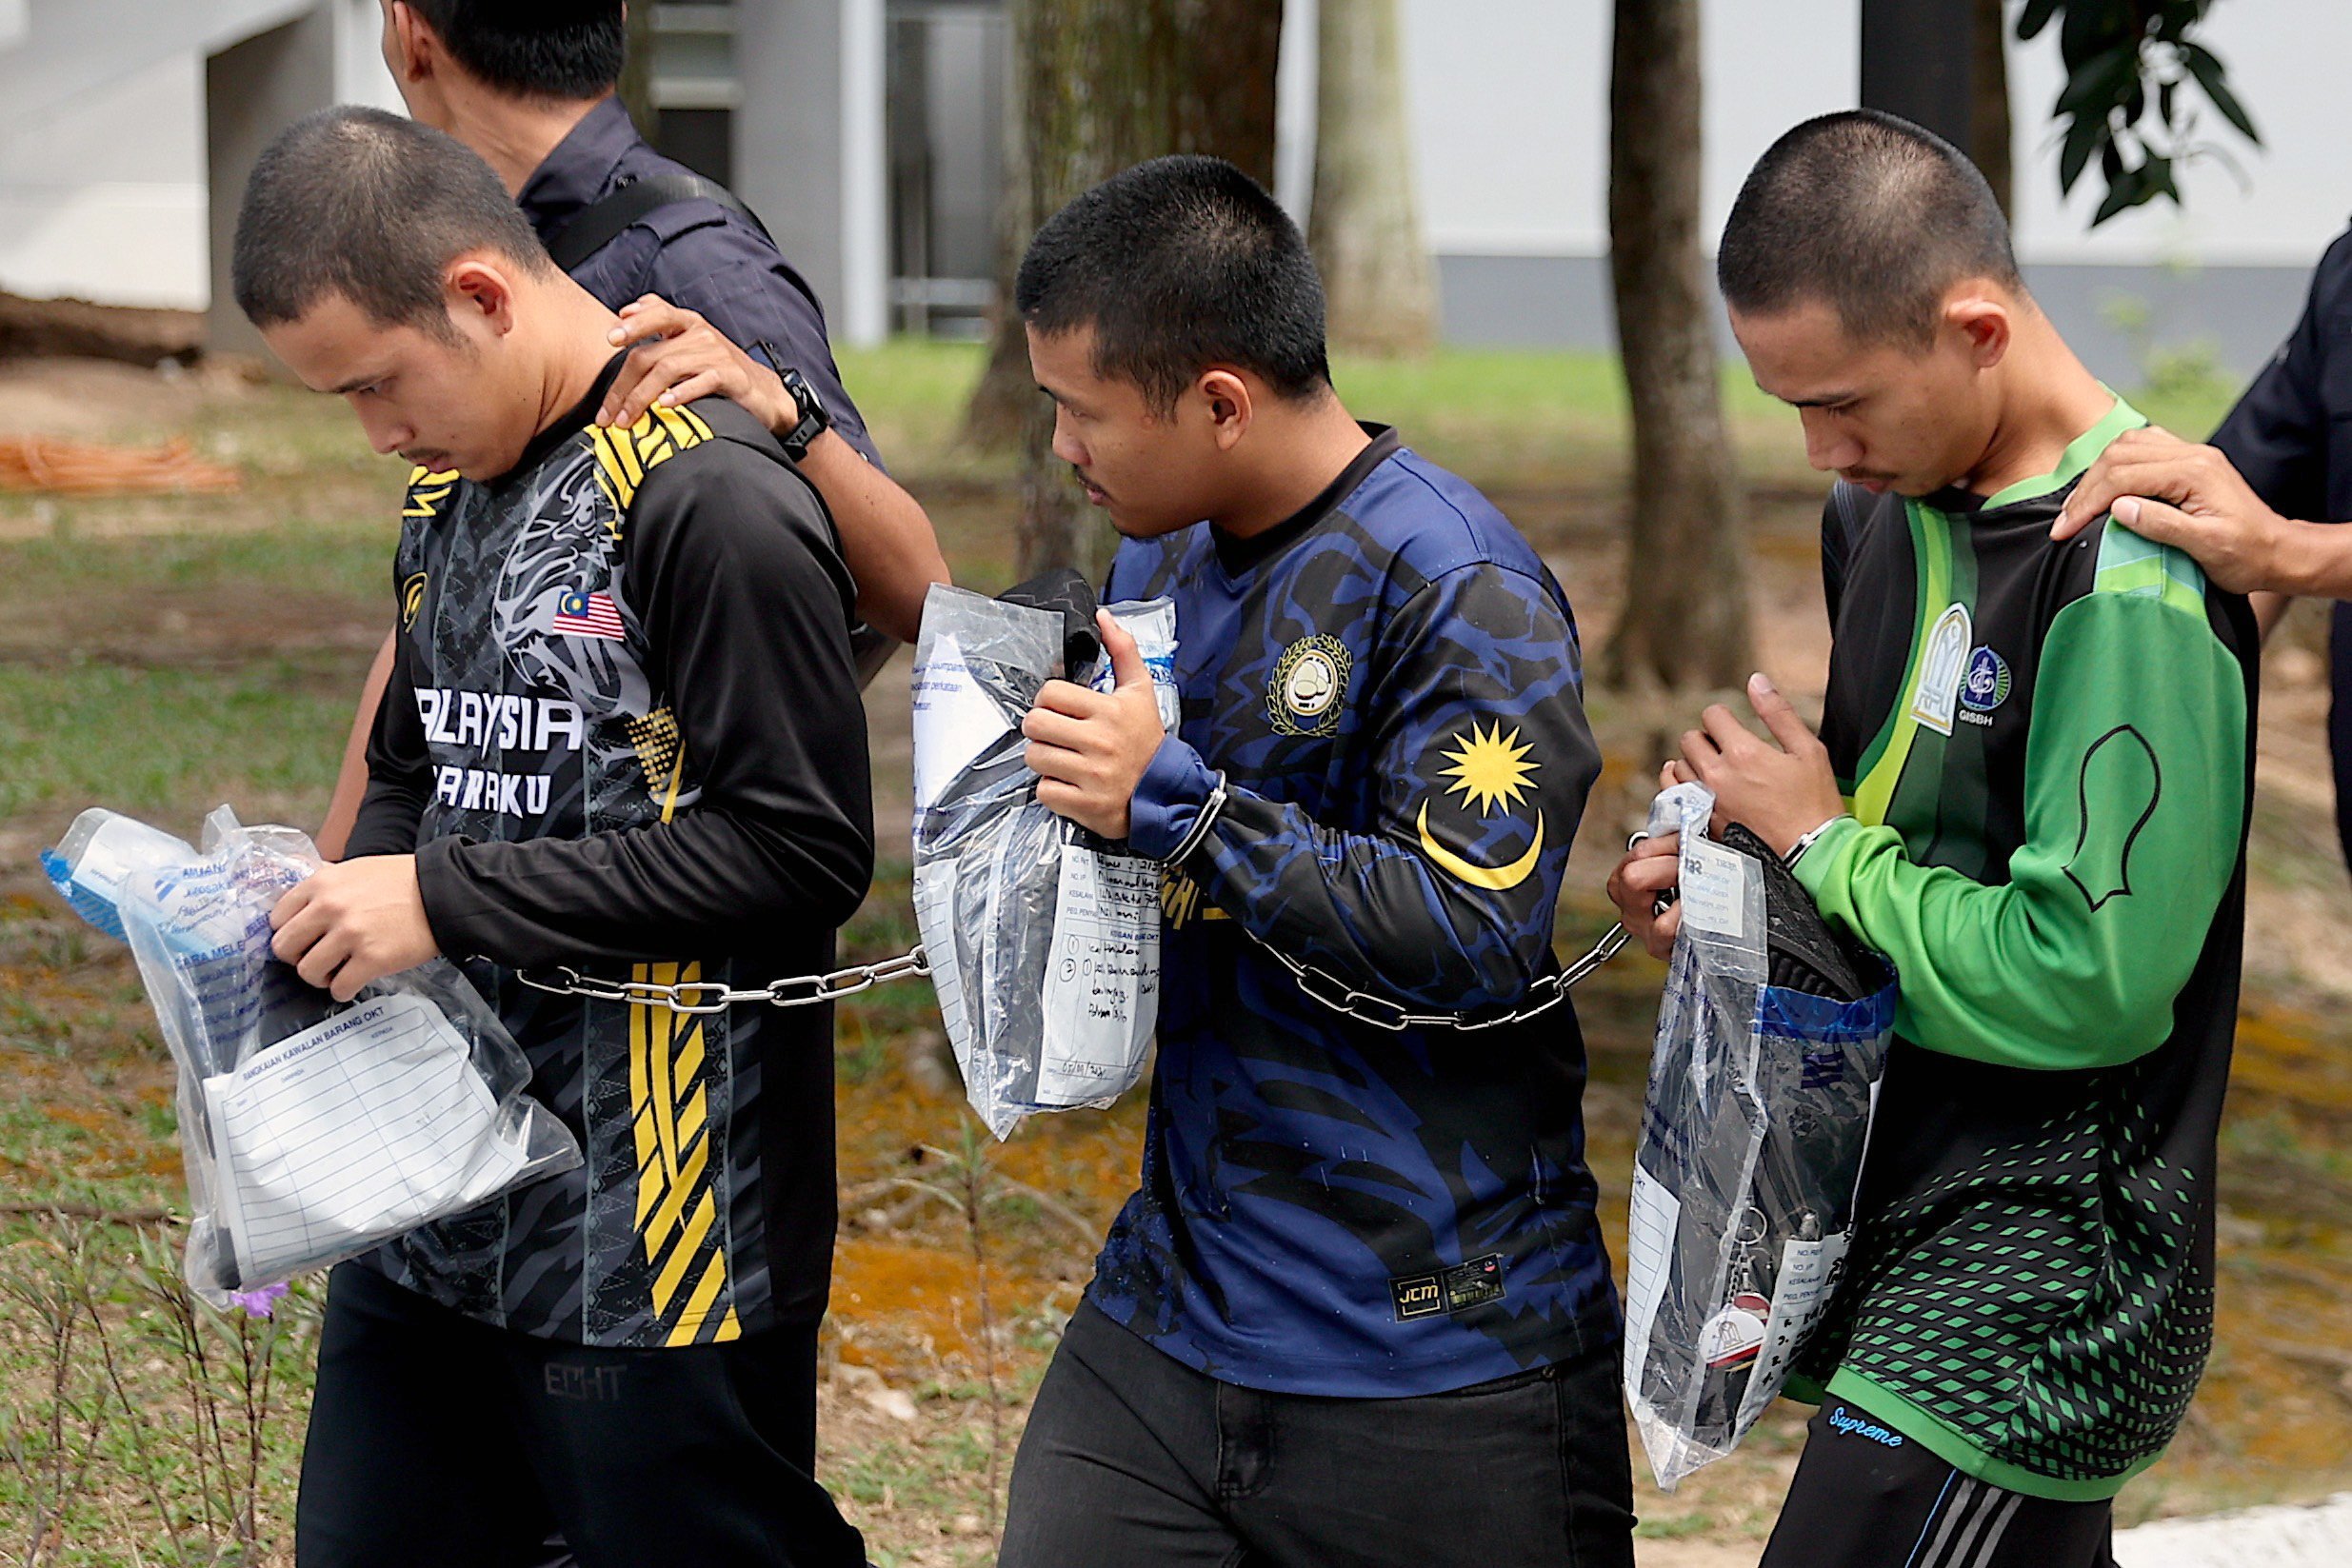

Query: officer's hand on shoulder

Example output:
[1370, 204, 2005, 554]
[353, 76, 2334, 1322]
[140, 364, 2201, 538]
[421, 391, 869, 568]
[601, 295, 794, 433]
[269, 856, 440, 1002]
[1022, 611, 1166, 841]
[2051, 427, 2299, 596]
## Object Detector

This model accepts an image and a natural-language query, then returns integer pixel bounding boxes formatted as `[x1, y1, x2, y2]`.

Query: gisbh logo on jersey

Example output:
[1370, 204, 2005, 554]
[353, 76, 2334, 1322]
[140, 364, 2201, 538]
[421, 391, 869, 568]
[1958, 645, 2011, 726]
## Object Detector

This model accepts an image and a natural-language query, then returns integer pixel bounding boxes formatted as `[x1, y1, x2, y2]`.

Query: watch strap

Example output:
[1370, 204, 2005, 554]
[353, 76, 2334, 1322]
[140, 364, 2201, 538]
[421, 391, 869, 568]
[754, 347, 831, 462]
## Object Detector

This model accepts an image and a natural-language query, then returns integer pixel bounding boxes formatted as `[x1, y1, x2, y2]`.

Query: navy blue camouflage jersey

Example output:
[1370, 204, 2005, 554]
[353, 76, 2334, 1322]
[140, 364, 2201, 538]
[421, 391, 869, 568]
[1099, 425, 1618, 1397]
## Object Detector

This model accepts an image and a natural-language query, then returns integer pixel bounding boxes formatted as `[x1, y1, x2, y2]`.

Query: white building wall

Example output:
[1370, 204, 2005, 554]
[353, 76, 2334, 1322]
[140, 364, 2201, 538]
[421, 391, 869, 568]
[0, 50, 208, 308]
[1397, 0, 2315, 372]
[333, 0, 406, 116]
[0, 0, 2338, 361]
[1398, 0, 1857, 265]
[0, 0, 395, 310]
[1397, 0, 2304, 271]
[1395, 0, 1601, 259]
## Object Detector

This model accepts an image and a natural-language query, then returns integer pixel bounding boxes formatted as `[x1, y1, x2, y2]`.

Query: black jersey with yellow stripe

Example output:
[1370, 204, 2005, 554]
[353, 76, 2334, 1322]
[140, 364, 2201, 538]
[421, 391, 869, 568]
[346, 356, 873, 1347]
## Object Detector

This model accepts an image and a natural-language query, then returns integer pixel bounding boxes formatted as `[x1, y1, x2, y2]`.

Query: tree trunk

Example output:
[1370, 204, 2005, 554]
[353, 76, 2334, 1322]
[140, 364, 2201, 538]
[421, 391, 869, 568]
[616, 3, 658, 142]
[963, 0, 1284, 575]
[1604, 0, 1750, 690]
[1309, 0, 1436, 355]
[1972, 0, 2013, 218]
[1180, 0, 1283, 190]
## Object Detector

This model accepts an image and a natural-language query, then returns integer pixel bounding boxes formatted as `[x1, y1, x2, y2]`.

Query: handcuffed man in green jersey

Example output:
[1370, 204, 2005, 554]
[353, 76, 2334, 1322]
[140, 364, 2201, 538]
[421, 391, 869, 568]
[1608, 110, 2255, 1568]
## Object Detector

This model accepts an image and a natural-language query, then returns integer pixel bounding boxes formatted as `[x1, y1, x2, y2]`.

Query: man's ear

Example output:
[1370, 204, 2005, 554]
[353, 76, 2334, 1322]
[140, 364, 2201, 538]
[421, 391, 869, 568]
[1198, 368, 1255, 451]
[389, 2, 435, 83]
[446, 258, 519, 337]
[1944, 287, 2013, 369]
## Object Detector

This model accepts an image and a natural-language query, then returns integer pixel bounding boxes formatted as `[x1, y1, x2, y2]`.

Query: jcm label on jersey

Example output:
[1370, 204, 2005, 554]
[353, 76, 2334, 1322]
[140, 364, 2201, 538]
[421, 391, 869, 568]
[1266, 635, 1350, 736]
[1909, 603, 1973, 737]
[1391, 1254, 1507, 1320]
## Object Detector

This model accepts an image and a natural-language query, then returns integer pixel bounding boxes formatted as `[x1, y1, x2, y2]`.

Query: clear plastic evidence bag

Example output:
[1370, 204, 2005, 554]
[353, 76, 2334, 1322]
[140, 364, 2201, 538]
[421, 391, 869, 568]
[44, 806, 578, 1303]
[1623, 783, 1898, 1489]
[907, 577, 1181, 1140]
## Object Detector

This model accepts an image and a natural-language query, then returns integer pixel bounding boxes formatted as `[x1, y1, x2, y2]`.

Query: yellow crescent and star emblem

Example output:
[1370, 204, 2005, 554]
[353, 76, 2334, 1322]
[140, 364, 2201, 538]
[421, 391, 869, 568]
[1415, 720, 1545, 890]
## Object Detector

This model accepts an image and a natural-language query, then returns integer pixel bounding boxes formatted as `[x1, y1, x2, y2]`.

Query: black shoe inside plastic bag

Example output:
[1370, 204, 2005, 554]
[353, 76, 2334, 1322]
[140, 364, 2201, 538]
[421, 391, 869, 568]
[1718, 822, 1880, 1002]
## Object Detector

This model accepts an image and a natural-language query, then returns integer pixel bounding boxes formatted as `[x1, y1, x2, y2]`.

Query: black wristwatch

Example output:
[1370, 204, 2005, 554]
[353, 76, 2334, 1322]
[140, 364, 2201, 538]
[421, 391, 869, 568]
[755, 344, 832, 463]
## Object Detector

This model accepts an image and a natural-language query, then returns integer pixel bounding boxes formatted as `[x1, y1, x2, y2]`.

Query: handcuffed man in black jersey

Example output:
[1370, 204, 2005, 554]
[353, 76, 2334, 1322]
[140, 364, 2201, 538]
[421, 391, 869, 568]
[234, 106, 872, 1568]
[315, 0, 949, 860]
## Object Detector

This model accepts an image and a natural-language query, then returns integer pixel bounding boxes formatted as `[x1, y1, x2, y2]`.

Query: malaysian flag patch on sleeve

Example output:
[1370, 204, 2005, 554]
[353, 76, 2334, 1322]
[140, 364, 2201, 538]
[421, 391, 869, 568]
[551, 589, 626, 640]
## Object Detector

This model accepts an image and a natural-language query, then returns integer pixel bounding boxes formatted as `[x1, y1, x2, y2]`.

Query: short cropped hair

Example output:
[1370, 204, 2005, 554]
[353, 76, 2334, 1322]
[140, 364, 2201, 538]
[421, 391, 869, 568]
[1718, 109, 2023, 347]
[1015, 155, 1331, 412]
[408, 1, 626, 101]
[232, 107, 554, 337]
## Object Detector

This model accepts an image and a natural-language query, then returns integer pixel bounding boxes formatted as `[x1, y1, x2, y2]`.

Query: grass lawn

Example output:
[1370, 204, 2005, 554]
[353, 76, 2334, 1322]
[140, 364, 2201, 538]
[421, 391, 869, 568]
[837, 336, 2241, 482]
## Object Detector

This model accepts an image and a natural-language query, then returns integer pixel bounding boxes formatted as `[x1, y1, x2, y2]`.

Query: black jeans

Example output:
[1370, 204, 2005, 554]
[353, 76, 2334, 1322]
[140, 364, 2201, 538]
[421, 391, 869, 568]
[999, 1300, 1636, 1568]
[295, 1262, 866, 1568]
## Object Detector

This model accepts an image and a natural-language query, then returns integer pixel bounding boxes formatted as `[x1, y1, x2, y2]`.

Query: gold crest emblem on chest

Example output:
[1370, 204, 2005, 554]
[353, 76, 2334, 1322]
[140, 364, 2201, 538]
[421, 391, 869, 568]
[1267, 635, 1350, 737]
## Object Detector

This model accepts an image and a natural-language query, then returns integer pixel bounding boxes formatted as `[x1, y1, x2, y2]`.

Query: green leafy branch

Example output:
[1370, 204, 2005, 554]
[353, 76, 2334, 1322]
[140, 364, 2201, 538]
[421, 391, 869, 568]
[2023, 0, 2260, 225]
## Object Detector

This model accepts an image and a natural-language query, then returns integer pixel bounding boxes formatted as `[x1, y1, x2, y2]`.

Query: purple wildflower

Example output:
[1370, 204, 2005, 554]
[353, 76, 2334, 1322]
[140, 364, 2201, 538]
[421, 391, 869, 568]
[227, 1280, 289, 1320]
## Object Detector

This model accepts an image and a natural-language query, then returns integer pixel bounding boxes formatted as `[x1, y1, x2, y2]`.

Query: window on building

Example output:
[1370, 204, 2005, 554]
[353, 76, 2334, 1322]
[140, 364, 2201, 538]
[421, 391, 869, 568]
[649, 3, 738, 188]
[887, 0, 1007, 338]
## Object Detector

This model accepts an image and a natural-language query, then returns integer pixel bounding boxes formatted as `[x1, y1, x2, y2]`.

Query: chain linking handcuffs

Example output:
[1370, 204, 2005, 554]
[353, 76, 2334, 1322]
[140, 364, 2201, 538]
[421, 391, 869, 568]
[514, 923, 1631, 1032]
[513, 774, 1644, 1030]
[514, 946, 934, 1016]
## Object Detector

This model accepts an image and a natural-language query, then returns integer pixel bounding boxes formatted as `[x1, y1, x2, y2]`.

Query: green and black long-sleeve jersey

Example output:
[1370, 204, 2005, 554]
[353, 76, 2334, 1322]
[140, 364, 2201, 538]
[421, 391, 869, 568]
[1788, 400, 2257, 1499]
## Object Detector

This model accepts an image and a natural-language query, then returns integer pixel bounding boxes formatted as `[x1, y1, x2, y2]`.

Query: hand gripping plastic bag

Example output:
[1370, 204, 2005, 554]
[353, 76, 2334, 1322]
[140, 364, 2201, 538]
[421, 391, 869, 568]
[44, 805, 580, 1303]
[1622, 784, 1897, 1489]
[907, 573, 1181, 1139]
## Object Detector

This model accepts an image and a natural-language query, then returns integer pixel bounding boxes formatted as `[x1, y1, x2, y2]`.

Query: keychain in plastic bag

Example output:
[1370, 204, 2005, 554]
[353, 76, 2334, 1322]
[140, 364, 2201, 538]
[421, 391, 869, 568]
[1621, 783, 1897, 1489]
[45, 806, 581, 1304]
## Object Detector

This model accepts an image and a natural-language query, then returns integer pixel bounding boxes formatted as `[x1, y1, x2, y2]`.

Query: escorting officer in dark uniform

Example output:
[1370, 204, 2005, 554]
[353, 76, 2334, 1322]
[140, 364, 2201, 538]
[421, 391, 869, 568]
[2055, 218, 2352, 874]
[237, 107, 873, 1568]
[320, 0, 947, 857]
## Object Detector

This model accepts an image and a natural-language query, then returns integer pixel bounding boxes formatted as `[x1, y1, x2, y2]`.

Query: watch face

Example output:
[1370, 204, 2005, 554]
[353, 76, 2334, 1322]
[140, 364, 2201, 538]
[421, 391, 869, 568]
[783, 367, 827, 420]
[774, 367, 830, 459]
